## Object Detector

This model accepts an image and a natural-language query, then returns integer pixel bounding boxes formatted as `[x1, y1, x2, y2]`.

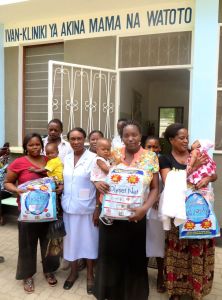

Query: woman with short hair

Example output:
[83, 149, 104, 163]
[62, 127, 99, 294]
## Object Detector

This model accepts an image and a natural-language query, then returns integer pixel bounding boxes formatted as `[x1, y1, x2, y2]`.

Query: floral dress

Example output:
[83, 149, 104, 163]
[159, 153, 215, 300]
[112, 146, 159, 184]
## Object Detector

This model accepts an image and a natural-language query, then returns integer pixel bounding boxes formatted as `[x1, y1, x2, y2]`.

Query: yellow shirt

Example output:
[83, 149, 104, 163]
[45, 157, 63, 182]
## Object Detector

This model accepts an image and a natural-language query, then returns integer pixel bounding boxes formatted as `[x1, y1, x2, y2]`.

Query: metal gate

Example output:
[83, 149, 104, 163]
[48, 60, 117, 138]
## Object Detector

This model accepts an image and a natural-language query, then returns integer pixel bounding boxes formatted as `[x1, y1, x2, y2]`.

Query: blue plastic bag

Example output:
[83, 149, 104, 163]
[179, 189, 220, 239]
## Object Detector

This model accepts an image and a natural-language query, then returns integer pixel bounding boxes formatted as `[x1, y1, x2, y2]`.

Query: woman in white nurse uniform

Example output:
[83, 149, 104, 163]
[62, 127, 99, 294]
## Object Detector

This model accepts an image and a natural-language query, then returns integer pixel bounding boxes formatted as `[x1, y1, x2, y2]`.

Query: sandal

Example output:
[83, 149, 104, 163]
[157, 276, 166, 293]
[44, 273, 57, 287]
[23, 278, 34, 294]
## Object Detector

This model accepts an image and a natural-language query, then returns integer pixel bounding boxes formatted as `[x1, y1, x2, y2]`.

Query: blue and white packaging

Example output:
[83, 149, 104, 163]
[179, 189, 220, 239]
[101, 167, 145, 220]
[18, 177, 57, 222]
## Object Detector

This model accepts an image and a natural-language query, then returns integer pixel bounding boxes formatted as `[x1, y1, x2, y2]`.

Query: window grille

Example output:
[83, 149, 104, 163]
[119, 31, 192, 68]
[24, 43, 64, 136]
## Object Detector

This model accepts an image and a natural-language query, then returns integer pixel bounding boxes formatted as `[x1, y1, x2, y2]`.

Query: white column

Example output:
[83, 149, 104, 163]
[189, 0, 219, 144]
[0, 24, 4, 145]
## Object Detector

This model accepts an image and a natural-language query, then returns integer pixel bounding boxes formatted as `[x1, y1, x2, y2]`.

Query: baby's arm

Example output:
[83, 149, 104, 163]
[97, 159, 110, 175]
[187, 149, 199, 175]
[189, 149, 199, 167]
[29, 167, 46, 174]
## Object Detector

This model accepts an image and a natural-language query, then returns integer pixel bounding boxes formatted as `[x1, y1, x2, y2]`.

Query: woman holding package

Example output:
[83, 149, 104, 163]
[159, 123, 217, 300]
[93, 120, 159, 300]
[62, 127, 99, 294]
[4, 133, 59, 294]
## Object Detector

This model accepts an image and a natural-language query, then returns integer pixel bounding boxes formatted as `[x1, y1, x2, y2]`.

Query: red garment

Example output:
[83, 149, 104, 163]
[8, 156, 48, 209]
[187, 150, 216, 185]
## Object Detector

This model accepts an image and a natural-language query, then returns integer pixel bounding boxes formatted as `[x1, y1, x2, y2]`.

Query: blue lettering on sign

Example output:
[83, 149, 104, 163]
[147, 7, 192, 26]
[126, 13, 140, 29]
[5, 28, 20, 42]
[89, 15, 121, 33]
[185, 7, 192, 23]
[169, 9, 176, 24]
[61, 20, 85, 36]
[5, 25, 47, 42]
[49, 23, 58, 37]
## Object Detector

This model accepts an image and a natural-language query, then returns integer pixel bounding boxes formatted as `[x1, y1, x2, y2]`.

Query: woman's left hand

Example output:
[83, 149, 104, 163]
[93, 207, 100, 226]
[128, 206, 147, 222]
[195, 176, 211, 189]
[55, 184, 64, 195]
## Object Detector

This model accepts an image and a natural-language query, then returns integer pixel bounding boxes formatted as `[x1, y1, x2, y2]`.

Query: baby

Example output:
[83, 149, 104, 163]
[187, 139, 216, 186]
[29, 142, 63, 184]
[90, 138, 112, 225]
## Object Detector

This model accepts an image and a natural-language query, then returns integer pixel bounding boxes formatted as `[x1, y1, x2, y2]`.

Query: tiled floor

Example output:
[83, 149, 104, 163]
[0, 221, 221, 300]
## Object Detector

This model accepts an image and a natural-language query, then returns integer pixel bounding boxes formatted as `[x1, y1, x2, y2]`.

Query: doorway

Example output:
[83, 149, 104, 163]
[119, 69, 190, 148]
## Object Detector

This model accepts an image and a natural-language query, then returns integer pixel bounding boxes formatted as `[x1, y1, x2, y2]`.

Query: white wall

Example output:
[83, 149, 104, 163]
[148, 78, 189, 136]
[120, 70, 190, 136]
[120, 71, 149, 134]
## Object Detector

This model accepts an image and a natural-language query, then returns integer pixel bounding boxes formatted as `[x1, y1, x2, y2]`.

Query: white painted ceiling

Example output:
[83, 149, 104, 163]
[0, 0, 179, 25]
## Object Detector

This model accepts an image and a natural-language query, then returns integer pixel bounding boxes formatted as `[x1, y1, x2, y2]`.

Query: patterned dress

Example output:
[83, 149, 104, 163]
[94, 147, 159, 300]
[159, 153, 215, 300]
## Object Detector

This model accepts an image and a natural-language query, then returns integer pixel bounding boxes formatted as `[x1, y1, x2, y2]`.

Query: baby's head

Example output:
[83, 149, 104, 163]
[145, 136, 161, 154]
[96, 138, 111, 159]
[191, 140, 201, 150]
[191, 139, 214, 152]
[45, 143, 59, 160]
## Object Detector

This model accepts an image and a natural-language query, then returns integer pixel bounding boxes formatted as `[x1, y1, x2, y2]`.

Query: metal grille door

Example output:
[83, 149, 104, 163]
[48, 60, 117, 138]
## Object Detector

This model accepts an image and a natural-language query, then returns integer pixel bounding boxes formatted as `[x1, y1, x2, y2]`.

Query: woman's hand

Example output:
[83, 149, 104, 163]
[94, 181, 109, 194]
[195, 174, 217, 189]
[128, 206, 147, 222]
[193, 152, 208, 170]
[152, 201, 159, 210]
[16, 188, 26, 195]
[55, 184, 64, 195]
[92, 207, 100, 226]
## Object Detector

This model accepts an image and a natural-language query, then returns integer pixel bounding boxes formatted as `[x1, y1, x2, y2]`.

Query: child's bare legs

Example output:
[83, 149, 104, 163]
[156, 257, 166, 293]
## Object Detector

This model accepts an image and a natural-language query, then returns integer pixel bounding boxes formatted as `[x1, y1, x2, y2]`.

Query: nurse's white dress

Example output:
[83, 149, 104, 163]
[62, 149, 99, 261]
[146, 175, 165, 258]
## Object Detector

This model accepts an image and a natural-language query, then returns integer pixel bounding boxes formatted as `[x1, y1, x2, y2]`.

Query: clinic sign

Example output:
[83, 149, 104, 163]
[4, 3, 194, 47]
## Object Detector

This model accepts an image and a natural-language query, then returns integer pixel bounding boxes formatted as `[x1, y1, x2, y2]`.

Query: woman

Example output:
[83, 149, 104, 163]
[43, 119, 72, 271]
[88, 130, 104, 153]
[159, 123, 217, 300]
[94, 120, 159, 300]
[145, 136, 165, 293]
[4, 133, 59, 294]
[62, 127, 99, 294]
[43, 118, 72, 162]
